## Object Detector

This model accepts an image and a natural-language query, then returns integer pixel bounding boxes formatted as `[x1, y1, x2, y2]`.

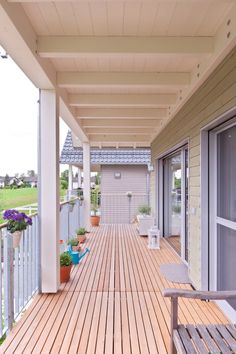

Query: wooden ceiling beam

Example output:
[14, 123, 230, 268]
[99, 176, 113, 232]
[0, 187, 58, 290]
[38, 36, 213, 58]
[69, 93, 177, 107]
[58, 72, 190, 88]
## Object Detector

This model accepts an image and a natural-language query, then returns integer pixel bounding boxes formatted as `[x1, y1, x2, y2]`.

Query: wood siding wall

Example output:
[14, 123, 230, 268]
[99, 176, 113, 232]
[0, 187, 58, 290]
[101, 165, 148, 224]
[151, 47, 236, 289]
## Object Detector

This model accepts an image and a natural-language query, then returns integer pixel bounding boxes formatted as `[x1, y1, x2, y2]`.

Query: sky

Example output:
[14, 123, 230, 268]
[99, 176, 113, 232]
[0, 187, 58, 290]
[0, 46, 69, 177]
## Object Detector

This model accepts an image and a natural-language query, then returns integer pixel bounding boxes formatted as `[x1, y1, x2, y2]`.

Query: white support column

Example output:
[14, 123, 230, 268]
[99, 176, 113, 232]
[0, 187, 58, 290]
[39, 90, 60, 293]
[83, 142, 91, 231]
[77, 167, 82, 188]
[68, 164, 73, 199]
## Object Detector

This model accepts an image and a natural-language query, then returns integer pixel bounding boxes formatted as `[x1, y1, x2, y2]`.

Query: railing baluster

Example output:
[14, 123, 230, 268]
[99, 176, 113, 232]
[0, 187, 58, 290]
[28, 226, 32, 298]
[0, 230, 3, 337]
[14, 246, 19, 316]
[35, 216, 39, 292]
[23, 230, 28, 307]
[3, 231, 14, 333]
[19, 233, 24, 312]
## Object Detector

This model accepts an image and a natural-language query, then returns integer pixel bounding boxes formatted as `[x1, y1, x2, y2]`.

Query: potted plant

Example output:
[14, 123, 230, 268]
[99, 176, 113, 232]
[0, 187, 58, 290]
[76, 227, 86, 243]
[3, 209, 32, 248]
[91, 205, 100, 227]
[138, 205, 151, 216]
[67, 238, 81, 251]
[60, 252, 72, 283]
[137, 205, 154, 236]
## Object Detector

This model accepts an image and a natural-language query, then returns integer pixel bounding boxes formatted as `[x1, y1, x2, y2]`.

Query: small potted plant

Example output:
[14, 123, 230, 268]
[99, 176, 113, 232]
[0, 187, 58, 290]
[3, 209, 32, 248]
[91, 205, 100, 227]
[67, 238, 81, 251]
[137, 205, 154, 236]
[138, 205, 151, 216]
[76, 227, 86, 243]
[60, 252, 72, 283]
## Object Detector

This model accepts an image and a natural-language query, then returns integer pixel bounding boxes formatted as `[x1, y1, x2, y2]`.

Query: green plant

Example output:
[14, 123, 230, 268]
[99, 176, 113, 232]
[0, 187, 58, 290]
[60, 252, 72, 267]
[138, 205, 151, 215]
[172, 204, 181, 213]
[67, 238, 79, 247]
[76, 227, 86, 235]
[3, 209, 32, 233]
[91, 204, 98, 216]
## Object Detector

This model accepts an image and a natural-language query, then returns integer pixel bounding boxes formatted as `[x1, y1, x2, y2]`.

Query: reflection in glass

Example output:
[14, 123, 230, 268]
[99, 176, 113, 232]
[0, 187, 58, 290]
[217, 125, 236, 221]
[217, 224, 236, 309]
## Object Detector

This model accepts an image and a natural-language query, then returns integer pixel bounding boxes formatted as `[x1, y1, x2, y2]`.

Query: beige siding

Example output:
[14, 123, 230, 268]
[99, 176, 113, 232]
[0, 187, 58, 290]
[101, 165, 148, 223]
[151, 47, 236, 289]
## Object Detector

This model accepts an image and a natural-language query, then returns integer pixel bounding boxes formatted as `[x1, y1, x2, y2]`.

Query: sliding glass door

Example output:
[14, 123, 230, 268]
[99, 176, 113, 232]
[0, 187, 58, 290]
[162, 146, 189, 262]
[210, 119, 236, 319]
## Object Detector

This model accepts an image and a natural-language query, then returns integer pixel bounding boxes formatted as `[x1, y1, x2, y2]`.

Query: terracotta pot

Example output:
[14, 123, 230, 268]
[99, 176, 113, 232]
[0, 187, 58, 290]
[72, 245, 81, 252]
[91, 215, 100, 227]
[77, 235, 86, 243]
[60, 264, 72, 283]
[12, 231, 22, 248]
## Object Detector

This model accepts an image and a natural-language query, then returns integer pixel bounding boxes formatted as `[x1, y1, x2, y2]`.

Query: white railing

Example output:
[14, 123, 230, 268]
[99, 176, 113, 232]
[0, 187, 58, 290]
[0, 198, 84, 337]
[0, 214, 39, 336]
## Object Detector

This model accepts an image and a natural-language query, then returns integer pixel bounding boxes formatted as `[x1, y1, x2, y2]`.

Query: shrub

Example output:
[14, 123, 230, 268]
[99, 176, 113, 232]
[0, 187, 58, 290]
[60, 252, 72, 267]
[67, 238, 79, 247]
[76, 227, 86, 235]
[138, 205, 151, 215]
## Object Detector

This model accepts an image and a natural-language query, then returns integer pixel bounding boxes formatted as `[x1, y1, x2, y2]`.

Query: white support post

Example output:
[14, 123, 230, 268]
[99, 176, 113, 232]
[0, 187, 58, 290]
[77, 168, 82, 188]
[83, 142, 91, 231]
[39, 90, 60, 293]
[68, 164, 73, 199]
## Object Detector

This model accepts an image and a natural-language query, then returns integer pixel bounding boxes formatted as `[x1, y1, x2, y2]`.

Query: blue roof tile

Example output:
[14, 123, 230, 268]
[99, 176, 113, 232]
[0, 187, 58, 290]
[60, 131, 151, 165]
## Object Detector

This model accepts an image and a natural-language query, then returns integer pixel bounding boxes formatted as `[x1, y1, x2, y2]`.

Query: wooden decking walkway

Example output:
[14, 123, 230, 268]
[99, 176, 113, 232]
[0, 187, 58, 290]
[0, 225, 229, 353]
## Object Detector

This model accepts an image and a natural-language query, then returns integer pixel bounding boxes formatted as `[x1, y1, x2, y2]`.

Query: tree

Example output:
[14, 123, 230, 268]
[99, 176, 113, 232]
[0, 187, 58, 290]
[4, 174, 10, 186]
[95, 173, 101, 185]
[60, 169, 69, 190]
[61, 169, 69, 182]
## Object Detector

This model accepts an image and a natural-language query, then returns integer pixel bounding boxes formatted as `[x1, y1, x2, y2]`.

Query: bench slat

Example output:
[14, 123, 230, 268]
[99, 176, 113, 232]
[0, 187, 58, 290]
[216, 325, 236, 352]
[173, 330, 187, 354]
[178, 325, 197, 354]
[226, 324, 236, 340]
[206, 325, 232, 354]
[186, 325, 208, 353]
[196, 325, 220, 354]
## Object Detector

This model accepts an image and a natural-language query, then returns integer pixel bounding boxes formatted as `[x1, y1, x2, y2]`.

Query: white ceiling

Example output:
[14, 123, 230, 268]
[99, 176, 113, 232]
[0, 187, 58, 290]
[2, 0, 236, 147]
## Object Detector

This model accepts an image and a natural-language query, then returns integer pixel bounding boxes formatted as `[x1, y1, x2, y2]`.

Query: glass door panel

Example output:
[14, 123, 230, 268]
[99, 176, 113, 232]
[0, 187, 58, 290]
[164, 152, 182, 256]
[210, 120, 236, 316]
[184, 148, 189, 262]
[217, 125, 236, 221]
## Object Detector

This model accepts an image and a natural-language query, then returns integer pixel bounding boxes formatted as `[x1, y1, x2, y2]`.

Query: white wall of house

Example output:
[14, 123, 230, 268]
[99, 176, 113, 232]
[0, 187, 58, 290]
[151, 47, 236, 289]
[101, 165, 149, 224]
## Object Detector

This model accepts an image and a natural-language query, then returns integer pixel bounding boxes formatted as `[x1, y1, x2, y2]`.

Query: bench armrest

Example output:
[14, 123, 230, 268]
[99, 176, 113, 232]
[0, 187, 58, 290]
[163, 288, 236, 300]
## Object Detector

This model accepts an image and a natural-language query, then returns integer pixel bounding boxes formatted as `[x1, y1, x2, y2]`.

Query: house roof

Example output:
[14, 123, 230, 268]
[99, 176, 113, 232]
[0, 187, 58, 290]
[60, 132, 150, 166]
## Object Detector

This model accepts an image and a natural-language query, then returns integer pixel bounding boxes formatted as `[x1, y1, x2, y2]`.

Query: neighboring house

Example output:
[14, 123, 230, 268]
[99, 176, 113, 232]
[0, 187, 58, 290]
[23, 176, 38, 188]
[0, 176, 37, 188]
[9, 177, 24, 187]
[60, 131, 151, 223]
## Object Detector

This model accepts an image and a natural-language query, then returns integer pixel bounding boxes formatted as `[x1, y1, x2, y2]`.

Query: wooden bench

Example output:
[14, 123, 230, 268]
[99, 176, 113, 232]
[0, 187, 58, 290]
[163, 288, 236, 354]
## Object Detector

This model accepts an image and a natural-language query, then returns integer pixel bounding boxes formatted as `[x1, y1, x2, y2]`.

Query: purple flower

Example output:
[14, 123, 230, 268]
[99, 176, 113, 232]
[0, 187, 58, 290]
[2, 209, 33, 233]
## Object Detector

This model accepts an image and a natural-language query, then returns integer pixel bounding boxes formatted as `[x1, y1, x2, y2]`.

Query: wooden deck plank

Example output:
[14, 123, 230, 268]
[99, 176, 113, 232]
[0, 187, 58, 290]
[0, 224, 230, 354]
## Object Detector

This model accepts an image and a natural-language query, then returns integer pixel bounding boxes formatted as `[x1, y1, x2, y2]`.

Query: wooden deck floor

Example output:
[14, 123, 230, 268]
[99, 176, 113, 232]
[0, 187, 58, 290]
[0, 225, 229, 354]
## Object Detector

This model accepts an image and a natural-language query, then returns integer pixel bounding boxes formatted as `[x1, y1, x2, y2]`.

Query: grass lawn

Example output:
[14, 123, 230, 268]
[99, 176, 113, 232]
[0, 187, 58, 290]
[0, 188, 66, 224]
